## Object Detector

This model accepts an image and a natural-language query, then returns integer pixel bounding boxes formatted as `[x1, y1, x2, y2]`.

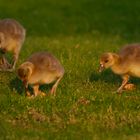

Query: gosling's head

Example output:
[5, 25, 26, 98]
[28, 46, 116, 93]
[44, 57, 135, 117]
[17, 61, 34, 82]
[99, 53, 119, 72]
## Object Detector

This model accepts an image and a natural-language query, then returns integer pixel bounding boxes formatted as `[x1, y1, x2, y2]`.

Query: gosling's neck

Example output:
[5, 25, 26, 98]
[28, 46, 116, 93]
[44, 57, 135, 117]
[110, 54, 123, 74]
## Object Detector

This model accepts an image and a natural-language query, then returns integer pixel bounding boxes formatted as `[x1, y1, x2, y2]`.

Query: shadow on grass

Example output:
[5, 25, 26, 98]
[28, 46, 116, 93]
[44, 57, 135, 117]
[10, 77, 25, 95]
[39, 83, 55, 95]
[90, 70, 121, 84]
[10, 77, 54, 96]
[90, 69, 140, 86]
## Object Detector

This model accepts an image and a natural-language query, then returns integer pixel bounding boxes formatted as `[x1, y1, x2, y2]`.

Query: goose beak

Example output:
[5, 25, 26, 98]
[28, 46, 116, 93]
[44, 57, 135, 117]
[99, 64, 104, 72]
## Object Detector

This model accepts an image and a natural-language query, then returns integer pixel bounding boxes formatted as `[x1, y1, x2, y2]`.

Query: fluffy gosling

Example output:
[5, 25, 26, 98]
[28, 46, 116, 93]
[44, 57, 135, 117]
[99, 44, 140, 93]
[17, 52, 64, 97]
[0, 18, 26, 71]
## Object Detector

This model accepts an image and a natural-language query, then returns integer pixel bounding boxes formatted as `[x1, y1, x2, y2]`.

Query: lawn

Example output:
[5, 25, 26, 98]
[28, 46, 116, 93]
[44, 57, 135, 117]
[0, 0, 140, 139]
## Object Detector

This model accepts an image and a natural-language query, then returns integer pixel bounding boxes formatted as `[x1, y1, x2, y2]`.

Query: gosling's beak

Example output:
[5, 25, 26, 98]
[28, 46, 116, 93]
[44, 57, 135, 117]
[98, 64, 105, 72]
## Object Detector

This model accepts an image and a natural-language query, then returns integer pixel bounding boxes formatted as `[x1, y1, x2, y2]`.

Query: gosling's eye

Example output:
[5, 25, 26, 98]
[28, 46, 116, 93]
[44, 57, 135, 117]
[105, 60, 109, 63]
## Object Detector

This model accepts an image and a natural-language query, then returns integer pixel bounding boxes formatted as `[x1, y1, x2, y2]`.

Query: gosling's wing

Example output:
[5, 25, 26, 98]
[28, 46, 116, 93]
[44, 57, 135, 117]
[28, 52, 61, 72]
[119, 44, 140, 63]
[47, 53, 63, 72]
[0, 19, 25, 40]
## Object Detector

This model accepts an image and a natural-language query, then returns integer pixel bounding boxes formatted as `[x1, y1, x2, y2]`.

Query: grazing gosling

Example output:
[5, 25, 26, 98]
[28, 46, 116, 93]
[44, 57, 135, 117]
[99, 44, 140, 93]
[17, 52, 64, 97]
[0, 18, 26, 71]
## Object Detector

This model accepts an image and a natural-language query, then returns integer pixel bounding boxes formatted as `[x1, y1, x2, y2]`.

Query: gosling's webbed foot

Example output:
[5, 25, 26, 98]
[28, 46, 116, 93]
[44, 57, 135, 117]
[124, 83, 135, 91]
[38, 91, 46, 97]
[116, 83, 135, 94]
[29, 91, 46, 98]
[27, 95, 35, 99]
[0, 68, 15, 72]
[26, 91, 31, 97]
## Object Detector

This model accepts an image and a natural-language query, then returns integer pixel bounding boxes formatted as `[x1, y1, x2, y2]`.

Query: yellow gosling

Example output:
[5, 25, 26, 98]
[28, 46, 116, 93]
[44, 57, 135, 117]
[99, 44, 140, 93]
[0, 18, 26, 71]
[17, 52, 64, 97]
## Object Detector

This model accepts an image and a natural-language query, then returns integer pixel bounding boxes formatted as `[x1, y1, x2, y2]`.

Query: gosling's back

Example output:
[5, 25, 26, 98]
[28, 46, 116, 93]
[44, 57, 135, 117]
[119, 44, 140, 65]
[28, 52, 64, 73]
[118, 44, 140, 77]
[27, 52, 64, 84]
[0, 19, 25, 41]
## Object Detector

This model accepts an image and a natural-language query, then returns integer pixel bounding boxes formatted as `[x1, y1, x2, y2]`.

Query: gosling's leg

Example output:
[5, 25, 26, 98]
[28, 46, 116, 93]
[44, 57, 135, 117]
[22, 80, 30, 96]
[23, 81, 30, 97]
[50, 76, 63, 95]
[0, 55, 12, 71]
[0, 49, 11, 71]
[10, 51, 19, 71]
[117, 75, 129, 93]
[33, 84, 40, 97]
[7, 47, 20, 71]
[4, 54, 19, 72]
[32, 85, 46, 97]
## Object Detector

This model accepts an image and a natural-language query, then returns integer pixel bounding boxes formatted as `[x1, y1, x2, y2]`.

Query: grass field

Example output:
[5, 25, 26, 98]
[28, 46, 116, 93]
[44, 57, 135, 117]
[0, 0, 140, 139]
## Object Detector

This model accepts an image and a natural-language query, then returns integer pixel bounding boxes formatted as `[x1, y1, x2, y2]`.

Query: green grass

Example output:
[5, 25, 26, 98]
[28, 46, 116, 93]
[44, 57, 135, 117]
[0, 0, 140, 139]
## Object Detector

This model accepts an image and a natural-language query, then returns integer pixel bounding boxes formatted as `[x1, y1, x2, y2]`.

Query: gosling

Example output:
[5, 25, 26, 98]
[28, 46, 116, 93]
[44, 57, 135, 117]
[17, 52, 64, 97]
[99, 44, 140, 93]
[0, 18, 26, 71]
